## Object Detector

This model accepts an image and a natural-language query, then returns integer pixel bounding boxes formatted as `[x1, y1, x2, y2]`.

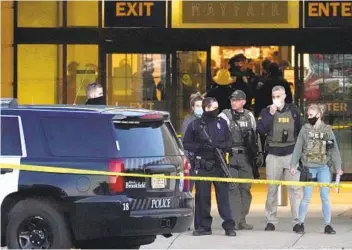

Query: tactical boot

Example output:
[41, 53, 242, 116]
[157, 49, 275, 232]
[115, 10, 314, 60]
[264, 223, 275, 231]
[239, 223, 254, 230]
[293, 223, 305, 234]
[225, 229, 237, 237]
[324, 225, 336, 234]
[192, 228, 212, 236]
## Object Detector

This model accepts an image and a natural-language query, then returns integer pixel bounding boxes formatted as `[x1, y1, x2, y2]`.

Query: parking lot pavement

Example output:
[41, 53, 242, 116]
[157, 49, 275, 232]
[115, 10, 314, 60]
[142, 204, 352, 249]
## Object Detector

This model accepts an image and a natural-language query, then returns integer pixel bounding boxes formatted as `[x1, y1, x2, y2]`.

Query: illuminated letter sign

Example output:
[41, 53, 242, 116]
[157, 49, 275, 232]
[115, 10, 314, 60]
[305, 1, 352, 27]
[104, 1, 166, 27]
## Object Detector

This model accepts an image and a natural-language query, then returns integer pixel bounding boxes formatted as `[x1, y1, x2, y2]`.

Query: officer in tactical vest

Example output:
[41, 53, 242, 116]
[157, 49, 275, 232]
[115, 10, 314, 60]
[219, 90, 264, 230]
[289, 103, 343, 235]
[257, 85, 304, 232]
[183, 97, 236, 237]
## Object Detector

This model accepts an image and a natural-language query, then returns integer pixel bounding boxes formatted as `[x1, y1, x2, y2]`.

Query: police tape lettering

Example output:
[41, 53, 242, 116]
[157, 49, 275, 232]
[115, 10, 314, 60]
[1, 163, 352, 189]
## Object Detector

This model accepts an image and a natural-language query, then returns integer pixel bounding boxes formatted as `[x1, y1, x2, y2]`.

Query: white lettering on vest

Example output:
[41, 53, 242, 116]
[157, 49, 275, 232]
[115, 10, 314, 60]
[151, 198, 171, 209]
[238, 121, 248, 127]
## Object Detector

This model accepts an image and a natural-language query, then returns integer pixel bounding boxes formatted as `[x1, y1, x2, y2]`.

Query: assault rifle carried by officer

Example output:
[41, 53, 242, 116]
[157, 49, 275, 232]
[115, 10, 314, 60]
[219, 90, 264, 230]
[183, 97, 236, 237]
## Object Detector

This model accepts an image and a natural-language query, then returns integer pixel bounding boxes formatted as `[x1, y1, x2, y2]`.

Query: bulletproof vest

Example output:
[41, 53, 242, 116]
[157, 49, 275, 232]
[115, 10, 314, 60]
[267, 108, 295, 147]
[302, 123, 330, 165]
[223, 109, 252, 148]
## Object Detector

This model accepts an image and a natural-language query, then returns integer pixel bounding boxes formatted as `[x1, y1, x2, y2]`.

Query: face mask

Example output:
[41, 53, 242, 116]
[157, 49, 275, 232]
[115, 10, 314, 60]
[204, 108, 219, 118]
[194, 107, 203, 118]
[272, 99, 282, 108]
[308, 116, 318, 126]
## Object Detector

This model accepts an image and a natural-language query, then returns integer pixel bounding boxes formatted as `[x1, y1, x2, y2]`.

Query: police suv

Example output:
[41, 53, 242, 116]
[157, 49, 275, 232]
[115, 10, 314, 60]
[0, 99, 193, 249]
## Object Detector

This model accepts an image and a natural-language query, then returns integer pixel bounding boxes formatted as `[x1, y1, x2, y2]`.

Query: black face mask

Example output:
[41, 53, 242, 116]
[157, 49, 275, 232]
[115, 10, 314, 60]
[204, 108, 219, 118]
[308, 116, 318, 126]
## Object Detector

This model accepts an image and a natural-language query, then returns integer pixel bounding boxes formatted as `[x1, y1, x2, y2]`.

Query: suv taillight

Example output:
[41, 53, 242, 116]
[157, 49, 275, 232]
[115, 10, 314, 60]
[109, 159, 125, 193]
[183, 156, 191, 192]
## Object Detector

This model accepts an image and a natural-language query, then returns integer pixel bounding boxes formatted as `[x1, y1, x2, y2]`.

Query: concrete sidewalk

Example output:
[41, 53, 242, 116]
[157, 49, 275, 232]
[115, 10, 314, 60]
[143, 204, 352, 249]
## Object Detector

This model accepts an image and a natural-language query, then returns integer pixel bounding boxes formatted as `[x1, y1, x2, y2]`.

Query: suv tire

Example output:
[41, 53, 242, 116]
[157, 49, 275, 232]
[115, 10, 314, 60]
[6, 198, 72, 249]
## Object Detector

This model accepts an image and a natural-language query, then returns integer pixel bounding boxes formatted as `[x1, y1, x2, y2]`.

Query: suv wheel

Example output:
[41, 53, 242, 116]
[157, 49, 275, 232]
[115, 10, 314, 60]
[6, 198, 72, 249]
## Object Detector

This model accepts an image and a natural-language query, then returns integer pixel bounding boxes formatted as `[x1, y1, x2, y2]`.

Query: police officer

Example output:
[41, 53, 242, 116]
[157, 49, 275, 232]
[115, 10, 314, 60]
[257, 85, 304, 231]
[289, 103, 343, 234]
[183, 97, 236, 237]
[85, 82, 104, 105]
[219, 90, 264, 230]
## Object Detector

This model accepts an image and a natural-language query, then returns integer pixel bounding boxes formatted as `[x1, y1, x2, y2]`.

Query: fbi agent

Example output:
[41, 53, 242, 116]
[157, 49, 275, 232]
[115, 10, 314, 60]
[183, 97, 236, 237]
[289, 103, 343, 234]
[257, 85, 304, 232]
[219, 90, 264, 230]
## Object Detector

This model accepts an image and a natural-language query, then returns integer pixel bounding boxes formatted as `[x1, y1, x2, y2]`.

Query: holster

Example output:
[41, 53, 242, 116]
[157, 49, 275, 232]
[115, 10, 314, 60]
[201, 159, 216, 171]
[298, 165, 313, 182]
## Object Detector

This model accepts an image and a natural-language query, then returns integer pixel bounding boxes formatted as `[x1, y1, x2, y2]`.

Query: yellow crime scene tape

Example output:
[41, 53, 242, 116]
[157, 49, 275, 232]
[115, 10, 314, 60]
[2, 163, 352, 189]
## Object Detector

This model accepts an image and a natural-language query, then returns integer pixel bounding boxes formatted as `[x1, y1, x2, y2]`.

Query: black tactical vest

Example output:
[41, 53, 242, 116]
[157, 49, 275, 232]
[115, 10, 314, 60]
[223, 109, 253, 148]
[267, 108, 295, 148]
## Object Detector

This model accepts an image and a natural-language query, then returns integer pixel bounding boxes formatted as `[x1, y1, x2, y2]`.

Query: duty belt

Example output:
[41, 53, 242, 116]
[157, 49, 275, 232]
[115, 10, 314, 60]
[231, 148, 247, 154]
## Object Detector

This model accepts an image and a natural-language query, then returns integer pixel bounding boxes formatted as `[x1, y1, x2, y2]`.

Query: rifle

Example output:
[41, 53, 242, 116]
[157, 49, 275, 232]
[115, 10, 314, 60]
[200, 121, 236, 189]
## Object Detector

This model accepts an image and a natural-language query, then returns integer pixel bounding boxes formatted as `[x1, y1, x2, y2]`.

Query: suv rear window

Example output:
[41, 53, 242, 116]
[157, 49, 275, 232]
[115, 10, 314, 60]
[114, 121, 182, 158]
[0, 116, 22, 156]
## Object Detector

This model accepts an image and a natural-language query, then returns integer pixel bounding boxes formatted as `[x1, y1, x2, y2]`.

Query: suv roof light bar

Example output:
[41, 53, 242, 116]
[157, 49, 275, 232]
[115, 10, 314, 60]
[0, 98, 18, 108]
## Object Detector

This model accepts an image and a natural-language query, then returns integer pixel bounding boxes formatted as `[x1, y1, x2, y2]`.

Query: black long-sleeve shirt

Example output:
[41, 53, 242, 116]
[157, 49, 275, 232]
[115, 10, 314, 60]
[183, 115, 232, 160]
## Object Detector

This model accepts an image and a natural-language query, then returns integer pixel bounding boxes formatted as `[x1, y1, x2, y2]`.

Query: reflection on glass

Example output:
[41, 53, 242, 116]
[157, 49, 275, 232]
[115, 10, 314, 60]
[303, 54, 352, 102]
[66, 45, 99, 105]
[303, 54, 352, 174]
[17, 1, 62, 27]
[67, 0, 98, 27]
[17, 45, 62, 104]
[106, 54, 168, 110]
[175, 51, 207, 133]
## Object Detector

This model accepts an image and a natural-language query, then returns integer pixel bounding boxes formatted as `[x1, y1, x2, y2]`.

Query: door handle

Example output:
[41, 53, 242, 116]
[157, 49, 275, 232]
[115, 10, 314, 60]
[0, 168, 13, 174]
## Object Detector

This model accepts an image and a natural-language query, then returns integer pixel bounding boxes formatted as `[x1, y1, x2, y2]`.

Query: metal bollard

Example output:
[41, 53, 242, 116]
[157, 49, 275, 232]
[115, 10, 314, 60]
[277, 184, 288, 206]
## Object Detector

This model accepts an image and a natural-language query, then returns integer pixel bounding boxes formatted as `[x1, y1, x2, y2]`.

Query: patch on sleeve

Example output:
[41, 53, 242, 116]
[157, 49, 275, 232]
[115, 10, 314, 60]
[258, 116, 262, 120]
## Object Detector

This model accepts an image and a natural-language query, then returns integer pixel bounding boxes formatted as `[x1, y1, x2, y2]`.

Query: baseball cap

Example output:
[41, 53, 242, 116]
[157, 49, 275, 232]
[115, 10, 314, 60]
[230, 90, 246, 100]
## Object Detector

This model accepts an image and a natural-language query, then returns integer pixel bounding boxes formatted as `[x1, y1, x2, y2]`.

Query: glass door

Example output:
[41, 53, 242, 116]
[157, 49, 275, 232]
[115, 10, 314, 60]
[295, 51, 352, 175]
[174, 51, 207, 134]
[106, 53, 171, 111]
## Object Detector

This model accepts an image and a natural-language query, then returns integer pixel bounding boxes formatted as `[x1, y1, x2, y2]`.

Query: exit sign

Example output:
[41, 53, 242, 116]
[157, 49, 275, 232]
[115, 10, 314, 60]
[104, 0, 166, 28]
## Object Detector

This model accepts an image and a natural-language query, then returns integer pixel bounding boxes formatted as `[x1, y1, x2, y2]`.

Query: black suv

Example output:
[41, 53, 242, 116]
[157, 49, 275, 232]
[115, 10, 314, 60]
[0, 99, 194, 249]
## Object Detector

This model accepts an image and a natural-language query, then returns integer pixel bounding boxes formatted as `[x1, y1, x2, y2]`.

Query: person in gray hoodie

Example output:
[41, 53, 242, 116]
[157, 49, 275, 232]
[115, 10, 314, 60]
[289, 103, 343, 235]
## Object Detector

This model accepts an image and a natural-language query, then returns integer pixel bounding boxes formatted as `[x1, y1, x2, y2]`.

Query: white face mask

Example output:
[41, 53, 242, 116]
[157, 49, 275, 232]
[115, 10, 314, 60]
[272, 99, 282, 108]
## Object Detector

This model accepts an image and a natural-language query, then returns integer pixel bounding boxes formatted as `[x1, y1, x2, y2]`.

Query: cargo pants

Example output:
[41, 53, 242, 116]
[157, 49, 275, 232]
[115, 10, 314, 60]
[265, 153, 301, 226]
[228, 152, 253, 226]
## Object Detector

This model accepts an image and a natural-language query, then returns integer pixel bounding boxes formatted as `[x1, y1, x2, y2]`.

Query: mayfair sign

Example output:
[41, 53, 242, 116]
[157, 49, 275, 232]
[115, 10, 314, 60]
[104, 0, 166, 28]
[304, 1, 352, 27]
[172, 0, 299, 28]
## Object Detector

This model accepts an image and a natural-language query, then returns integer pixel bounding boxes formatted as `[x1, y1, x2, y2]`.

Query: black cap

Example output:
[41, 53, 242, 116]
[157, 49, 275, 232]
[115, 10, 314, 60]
[230, 90, 246, 100]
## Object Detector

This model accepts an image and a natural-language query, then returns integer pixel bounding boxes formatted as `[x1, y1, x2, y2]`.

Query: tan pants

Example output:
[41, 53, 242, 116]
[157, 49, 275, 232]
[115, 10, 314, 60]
[265, 154, 301, 226]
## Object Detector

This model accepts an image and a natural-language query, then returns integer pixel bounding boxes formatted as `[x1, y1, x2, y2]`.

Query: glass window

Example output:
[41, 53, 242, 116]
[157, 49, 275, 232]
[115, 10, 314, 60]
[0, 116, 22, 156]
[41, 117, 117, 158]
[17, 1, 63, 27]
[114, 121, 181, 158]
[106, 54, 168, 110]
[175, 51, 207, 133]
[67, 1, 98, 27]
[1, 1, 14, 98]
[18, 45, 63, 104]
[67, 45, 98, 104]
[302, 53, 352, 174]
